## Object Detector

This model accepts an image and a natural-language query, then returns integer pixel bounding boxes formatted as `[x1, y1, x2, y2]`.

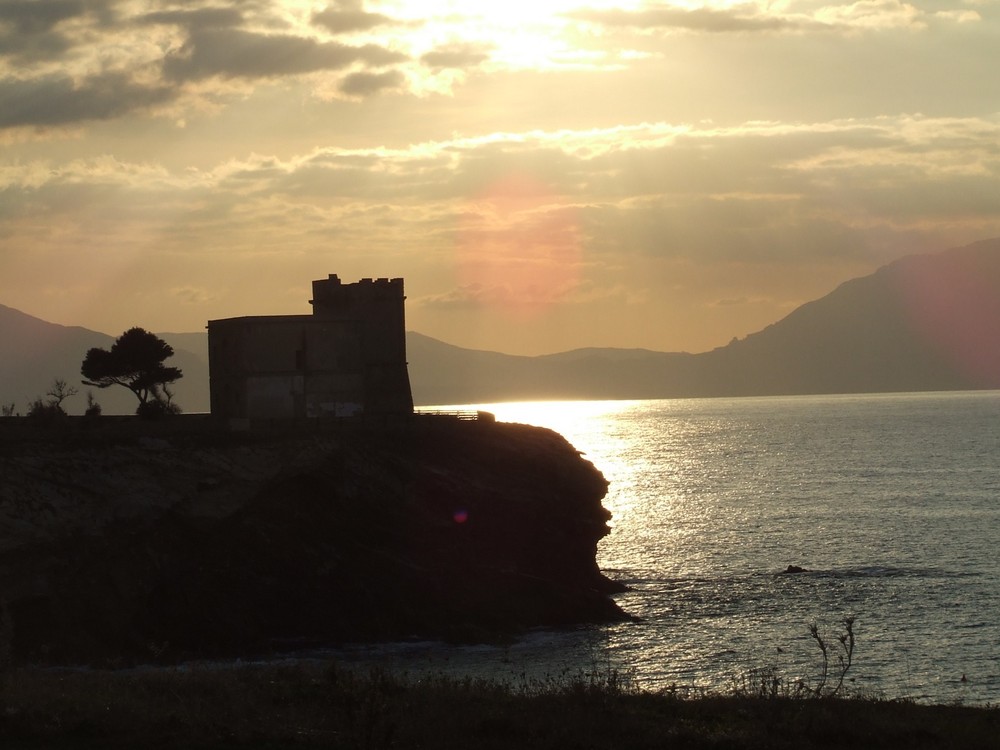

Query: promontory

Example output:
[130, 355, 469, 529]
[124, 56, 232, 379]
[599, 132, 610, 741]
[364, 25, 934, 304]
[0, 415, 626, 665]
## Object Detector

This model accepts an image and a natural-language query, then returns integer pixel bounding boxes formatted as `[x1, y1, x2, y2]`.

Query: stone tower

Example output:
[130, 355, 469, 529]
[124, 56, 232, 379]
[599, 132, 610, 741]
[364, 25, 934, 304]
[207, 275, 413, 421]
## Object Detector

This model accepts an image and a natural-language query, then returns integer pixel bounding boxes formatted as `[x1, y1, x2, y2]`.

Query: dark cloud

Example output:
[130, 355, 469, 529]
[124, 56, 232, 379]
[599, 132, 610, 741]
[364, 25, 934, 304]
[312, 4, 393, 34]
[0, 0, 120, 63]
[139, 7, 244, 31]
[0, 0, 84, 33]
[0, 71, 175, 129]
[416, 284, 504, 310]
[420, 44, 491, 70]
[569, 6, 800, 33]
[0, 0, 84, 62]
[0, 26, 73, 62]
[339, 69, 405, 97]
[163, 27, 406, 81]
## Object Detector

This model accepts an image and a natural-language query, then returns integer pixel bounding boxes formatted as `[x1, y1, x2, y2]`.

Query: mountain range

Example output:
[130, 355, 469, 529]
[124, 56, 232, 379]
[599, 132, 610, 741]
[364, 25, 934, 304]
[3, 238, 1000, 415]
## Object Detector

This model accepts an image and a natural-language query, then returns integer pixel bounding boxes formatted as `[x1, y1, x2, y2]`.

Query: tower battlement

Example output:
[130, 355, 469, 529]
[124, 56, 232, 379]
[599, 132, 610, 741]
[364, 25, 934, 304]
[310, 274, 405, 313]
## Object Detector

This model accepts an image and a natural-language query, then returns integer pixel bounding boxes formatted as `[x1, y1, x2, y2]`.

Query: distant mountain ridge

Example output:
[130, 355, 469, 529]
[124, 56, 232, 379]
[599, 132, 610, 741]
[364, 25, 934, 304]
[411, 238, 1000, 402]
[3, 238, 1000, 413]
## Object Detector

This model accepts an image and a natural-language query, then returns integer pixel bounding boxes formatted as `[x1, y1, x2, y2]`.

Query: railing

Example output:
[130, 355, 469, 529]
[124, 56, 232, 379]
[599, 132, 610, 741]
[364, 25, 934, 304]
[413, 409, 495, 422]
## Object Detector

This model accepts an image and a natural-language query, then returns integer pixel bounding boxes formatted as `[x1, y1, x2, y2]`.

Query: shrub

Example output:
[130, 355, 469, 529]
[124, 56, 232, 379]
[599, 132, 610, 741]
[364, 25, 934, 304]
[26, 398, 66, 422]
[84, 391, 102, 418]
[136, 397, 180, 420]
[809, 616, 855, 698]
[731, 617, 856, 700]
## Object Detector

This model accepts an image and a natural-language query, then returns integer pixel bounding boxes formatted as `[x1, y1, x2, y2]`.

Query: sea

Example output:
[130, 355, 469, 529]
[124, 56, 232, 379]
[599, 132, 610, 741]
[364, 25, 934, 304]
[327, 392, 1000, 705]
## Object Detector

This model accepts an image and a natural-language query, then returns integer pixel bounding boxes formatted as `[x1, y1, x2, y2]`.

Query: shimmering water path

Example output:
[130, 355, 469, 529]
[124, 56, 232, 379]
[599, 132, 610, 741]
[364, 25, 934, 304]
[347, 393, 1000, 704]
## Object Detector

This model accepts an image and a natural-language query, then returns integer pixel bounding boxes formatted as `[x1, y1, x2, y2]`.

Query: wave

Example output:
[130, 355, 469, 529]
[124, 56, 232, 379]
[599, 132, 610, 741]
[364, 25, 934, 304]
[617, 565, 979, 587]
[777, 565, 978, 579]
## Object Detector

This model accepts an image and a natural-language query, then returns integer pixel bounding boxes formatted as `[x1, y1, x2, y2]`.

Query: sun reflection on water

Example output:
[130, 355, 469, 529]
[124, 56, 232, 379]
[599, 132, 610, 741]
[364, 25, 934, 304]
[417, 399, 656, 563]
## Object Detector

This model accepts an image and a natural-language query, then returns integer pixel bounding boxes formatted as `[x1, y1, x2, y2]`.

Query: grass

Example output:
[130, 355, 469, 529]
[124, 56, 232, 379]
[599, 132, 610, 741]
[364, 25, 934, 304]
[1, 660, 998, 749]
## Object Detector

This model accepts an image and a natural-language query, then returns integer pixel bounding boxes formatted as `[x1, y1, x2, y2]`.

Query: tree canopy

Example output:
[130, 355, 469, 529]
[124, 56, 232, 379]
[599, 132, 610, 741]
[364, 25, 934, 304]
[81, 328, 183, 409]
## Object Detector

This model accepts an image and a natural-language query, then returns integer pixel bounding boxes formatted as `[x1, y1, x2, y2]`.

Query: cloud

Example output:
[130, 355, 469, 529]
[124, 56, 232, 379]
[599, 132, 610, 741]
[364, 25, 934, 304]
[4, 111, 998, 350]
[312, 2, 395, 34]
[415, 282, 577, 311]
[139, 7, 244, 31]
[4, 114, 999, 273]
[0, 0, 91, 63]
[0, 0, 84, 32]
[415, 284, 499, 310]
[338, 69, 406, 97]
[568, 5, 804, 33]
[162, 27, 406, 81]
[420, 44, 491, 70]
[0, 72, 175, 129]
[932, 10, 981, 22]
[813, 0, 925, 30]
[2, 0, 984, 143]
[0, 26, 74, 64]
[569, 0, 979, 35]
[170, 286, 217, 305]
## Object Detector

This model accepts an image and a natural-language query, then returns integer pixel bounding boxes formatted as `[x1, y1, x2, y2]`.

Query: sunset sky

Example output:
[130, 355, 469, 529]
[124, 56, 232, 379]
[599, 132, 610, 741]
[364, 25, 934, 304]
[2, 0, 999, 355]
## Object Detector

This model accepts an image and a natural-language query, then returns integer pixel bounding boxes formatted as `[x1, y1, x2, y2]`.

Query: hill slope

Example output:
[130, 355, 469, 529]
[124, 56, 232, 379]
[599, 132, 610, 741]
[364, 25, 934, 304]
[693, 237, 1000, 396]
[0, 306, 210, 415]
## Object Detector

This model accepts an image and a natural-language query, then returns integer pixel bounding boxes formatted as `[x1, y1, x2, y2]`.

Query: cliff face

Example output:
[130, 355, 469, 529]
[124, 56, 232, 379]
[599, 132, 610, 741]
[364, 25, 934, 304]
[0, 418, 625, 665]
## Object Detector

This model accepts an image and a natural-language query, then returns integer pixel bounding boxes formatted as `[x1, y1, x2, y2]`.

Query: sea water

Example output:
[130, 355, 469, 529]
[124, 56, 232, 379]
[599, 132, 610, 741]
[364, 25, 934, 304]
[340, 392, 1000, 704]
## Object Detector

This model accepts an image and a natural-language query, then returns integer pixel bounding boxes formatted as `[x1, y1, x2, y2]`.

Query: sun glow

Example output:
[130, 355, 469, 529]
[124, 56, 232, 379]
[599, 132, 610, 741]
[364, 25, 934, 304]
[374, 0, 645, 69]
[379, 0, 599, 26]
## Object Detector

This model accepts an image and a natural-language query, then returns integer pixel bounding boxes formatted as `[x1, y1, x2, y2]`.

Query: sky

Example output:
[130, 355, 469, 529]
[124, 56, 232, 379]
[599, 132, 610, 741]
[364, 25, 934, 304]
[2, 0, 999, 356]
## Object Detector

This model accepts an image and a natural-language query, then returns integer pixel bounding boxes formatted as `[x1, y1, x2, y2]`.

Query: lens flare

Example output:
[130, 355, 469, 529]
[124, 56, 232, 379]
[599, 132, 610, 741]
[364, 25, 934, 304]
[455, 172, 582, 320]
[895, 250, 1000, 386]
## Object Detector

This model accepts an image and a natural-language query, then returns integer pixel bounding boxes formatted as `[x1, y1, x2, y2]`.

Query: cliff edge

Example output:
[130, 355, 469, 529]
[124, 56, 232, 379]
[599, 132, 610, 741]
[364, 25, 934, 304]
[0, 418, 626, 664]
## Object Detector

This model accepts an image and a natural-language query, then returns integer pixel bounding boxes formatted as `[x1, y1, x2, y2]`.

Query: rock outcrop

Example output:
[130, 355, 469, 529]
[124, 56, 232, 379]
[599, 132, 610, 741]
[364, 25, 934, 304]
[0, 417, 625, 664]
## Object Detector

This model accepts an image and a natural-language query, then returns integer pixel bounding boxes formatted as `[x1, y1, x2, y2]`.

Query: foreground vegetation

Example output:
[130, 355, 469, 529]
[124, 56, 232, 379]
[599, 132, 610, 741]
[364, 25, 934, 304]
[1, 661, 997, 750]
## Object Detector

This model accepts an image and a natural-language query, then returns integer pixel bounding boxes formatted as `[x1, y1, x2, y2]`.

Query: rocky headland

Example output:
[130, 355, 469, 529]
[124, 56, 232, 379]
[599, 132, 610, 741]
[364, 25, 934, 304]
[0, 416, 626, 665]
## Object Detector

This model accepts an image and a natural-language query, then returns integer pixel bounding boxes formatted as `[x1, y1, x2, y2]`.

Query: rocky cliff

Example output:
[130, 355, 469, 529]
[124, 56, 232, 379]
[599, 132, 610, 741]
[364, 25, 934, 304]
[0, 417, 625, 665]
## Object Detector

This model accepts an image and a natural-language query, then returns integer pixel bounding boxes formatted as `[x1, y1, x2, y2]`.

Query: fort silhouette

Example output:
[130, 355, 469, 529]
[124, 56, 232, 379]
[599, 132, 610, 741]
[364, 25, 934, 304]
[207, 275, 413, 422]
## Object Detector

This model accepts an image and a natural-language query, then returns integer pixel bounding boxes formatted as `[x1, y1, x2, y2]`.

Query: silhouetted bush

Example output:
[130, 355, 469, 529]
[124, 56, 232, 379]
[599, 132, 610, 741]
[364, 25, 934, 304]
[26, 398, 66, 422]
[730, 618, 857, 700]
[136, 397, 181, 420]
[84, 391, 102, 418]
[23, 378, 80, 423]
[46, 379, 77, 412]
